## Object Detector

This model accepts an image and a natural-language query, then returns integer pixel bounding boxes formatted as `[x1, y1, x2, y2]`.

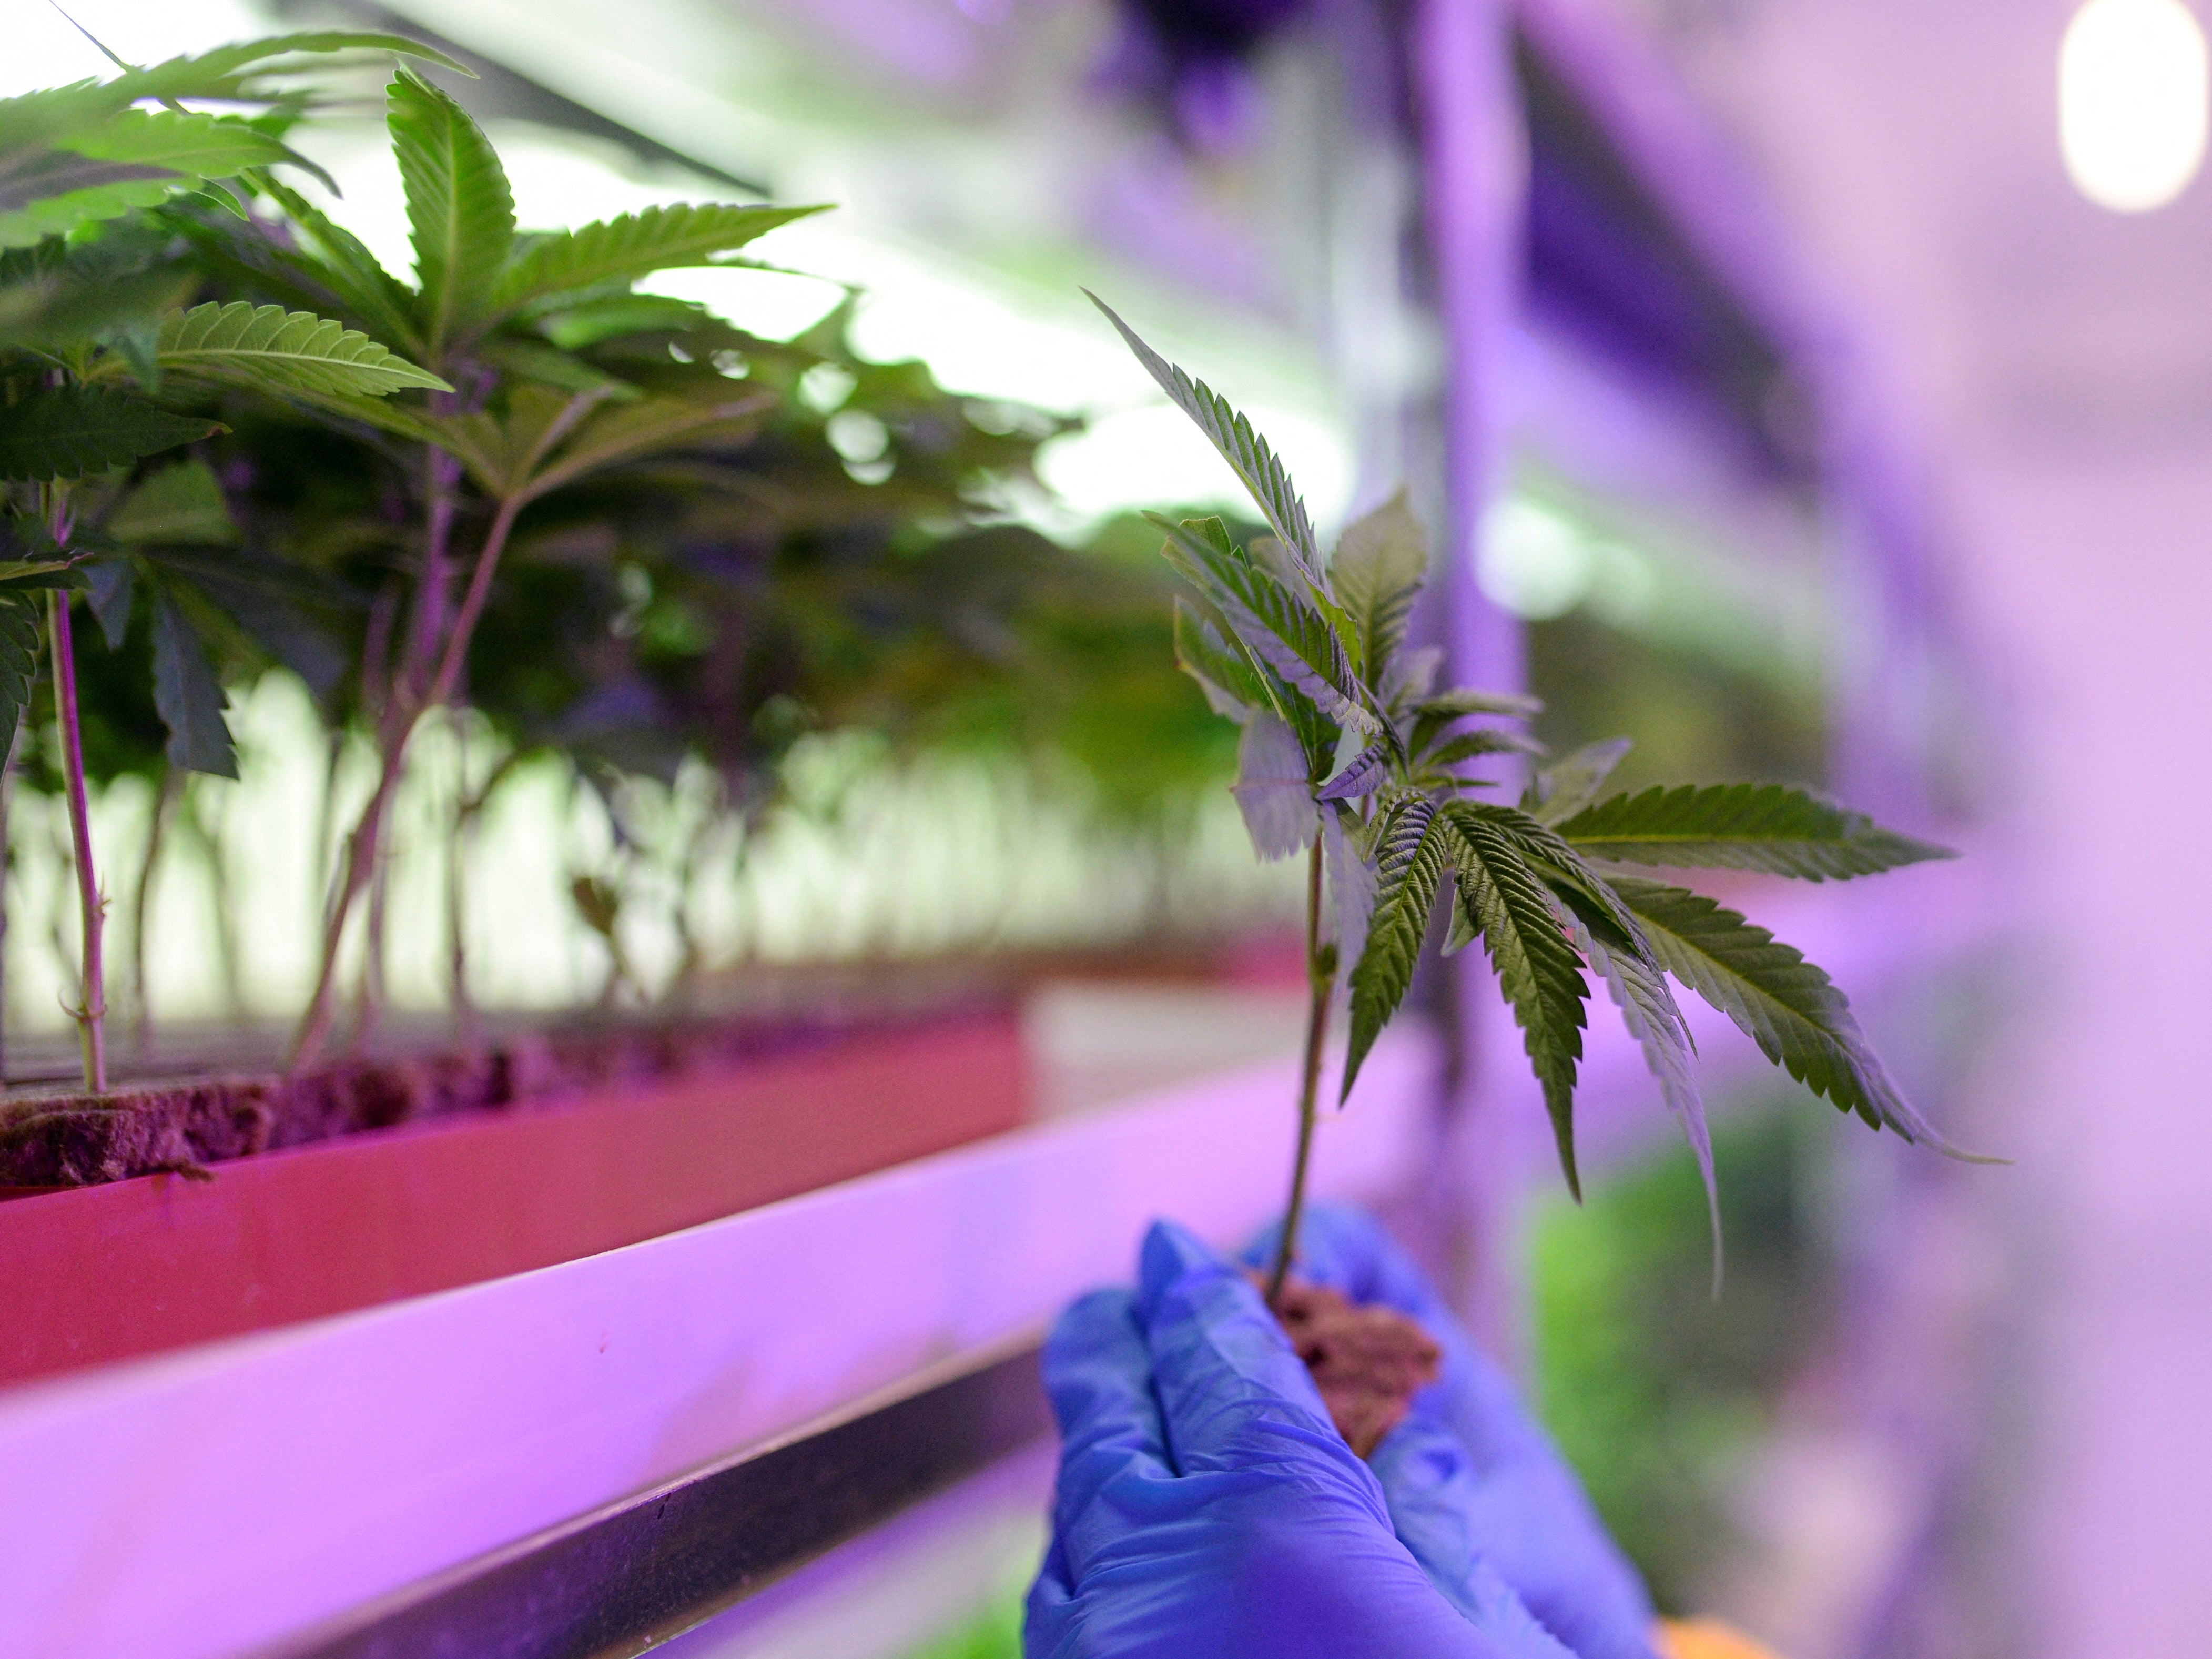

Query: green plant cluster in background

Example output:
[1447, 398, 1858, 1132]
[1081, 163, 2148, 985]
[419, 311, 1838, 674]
[0, 31, 1247, 1084]
[1529, 1102, 1834, 1614]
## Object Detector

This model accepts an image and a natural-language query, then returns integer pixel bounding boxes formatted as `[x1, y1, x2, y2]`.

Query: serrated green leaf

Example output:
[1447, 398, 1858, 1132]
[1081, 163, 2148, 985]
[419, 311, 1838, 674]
[0, 110, 301, 247]
[1423, 726, 1543, 771]
[148, 582, 237, 777]
[489, 201, 826, 319]
[1528, 737, 1632, 825]
[256, 177, 422, 352]
[155, 301, 450, 398]
[1172, 598, 1266, 722]
[152, 548, 349, 696]
[0, 589, 40, 764]
[1454, 801, 1647, 962]
[1448, 811, 1591, 1196]
[63, 106, 305, 180]
[1556, 782, 1955, 881]
[83, 555, 135, 649]
[1611, 876, 1971, 1156]
[1150, 512, 1376, 737]
[109, 459, 238, 545]
[1330, 488, 1427, 679]
[0, 388, 219, 481]
[1318, 741, 1392, 801]
[125, 32, 473, 89]
[1323, 803, 1376, 987]
[1406, 685, 1541, 757]
[1090, 291, 1326, 579]
[481, 338, 641, 401]
[514, 390, 772, 502]
[0, 262, 195, 352]
[1344, 796, 1452, 1099]
[1231, 711, 1315, 860]
[1570, 910, 1719, 1284]
[535, 292, 721, 350]
[388, 68, 513, 351]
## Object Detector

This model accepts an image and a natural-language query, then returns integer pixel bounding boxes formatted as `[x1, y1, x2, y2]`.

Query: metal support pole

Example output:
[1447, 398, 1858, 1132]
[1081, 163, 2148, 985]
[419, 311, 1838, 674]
[1409, 0, 1535, 1358]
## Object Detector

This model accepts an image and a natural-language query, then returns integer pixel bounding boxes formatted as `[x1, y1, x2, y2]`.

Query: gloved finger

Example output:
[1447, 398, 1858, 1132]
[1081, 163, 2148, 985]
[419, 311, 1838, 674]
[1039, 1287, 1178, 1583]
[1133, 1220, 1368, 1490]
[1242, 1211, 1661, 1659]
[1368, 1404, 1488, 1624]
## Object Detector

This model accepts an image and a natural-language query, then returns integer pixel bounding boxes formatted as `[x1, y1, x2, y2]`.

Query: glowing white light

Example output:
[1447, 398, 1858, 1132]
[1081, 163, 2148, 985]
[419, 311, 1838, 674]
[2061, 0, 2210, 212]
[1479, 500, 1594, 620]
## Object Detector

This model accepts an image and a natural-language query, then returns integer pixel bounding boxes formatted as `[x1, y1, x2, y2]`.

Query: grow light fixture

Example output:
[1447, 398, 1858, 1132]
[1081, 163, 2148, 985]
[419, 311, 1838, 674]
[2060, 0, 2209, 212]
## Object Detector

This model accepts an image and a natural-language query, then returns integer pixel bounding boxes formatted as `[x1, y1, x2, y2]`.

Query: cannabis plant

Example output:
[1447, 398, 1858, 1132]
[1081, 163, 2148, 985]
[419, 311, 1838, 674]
[0, 32, 457, 1086]
[167, 63, 826, 1067]
[1092, 296, 1975, 1299]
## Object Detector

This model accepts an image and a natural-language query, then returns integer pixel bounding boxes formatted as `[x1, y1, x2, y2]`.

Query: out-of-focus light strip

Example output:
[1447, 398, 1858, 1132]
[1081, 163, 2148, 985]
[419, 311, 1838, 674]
[2060, 0, 2209, 212]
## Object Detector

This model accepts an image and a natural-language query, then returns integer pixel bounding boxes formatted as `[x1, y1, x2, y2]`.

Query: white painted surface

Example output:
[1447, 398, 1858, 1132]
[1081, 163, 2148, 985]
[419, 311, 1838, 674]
[0, 1028, 1435, 1659]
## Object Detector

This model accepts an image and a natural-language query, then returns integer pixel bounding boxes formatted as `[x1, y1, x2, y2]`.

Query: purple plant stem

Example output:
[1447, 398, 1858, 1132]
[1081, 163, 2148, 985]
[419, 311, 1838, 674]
[291, 494, 527, 1074]
[1266, 834, 1332, 1305]
[48, 584, 106, 1093]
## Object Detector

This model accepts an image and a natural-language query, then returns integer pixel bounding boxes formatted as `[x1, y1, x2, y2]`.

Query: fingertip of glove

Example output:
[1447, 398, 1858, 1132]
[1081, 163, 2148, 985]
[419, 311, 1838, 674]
[1137, 1218, 1233, 1308]
[1047, 1287, 1138, 1352]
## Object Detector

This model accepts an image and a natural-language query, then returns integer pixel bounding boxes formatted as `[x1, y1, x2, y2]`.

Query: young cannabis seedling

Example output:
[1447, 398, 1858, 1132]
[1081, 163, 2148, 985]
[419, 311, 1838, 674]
[0, 32, 457, 1087]
[169, 64, 826, 1068]
[1091, 294, 1976, 1301]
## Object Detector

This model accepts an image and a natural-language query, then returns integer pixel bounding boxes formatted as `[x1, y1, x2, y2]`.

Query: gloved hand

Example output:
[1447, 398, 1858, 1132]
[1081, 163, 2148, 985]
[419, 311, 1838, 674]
[1026, 1213, 1649, 1658]
[1242, 1203, 1658, 1659]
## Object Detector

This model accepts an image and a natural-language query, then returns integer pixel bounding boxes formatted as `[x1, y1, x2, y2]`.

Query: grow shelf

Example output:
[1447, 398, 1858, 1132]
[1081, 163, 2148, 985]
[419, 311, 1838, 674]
[0, 1026, 1437, 1659]
[0, 1005, 1030, 1387]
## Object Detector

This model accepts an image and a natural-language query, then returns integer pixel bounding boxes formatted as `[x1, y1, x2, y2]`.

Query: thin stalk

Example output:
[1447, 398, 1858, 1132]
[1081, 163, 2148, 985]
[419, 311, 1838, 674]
[291, 495, 525, 1072]
[447, 720, 474, 1039]
[179, 782, 245, 1017]
[1266, 834, 1331, 1305]
[128, 764, 180, 1060]
[351, 791, 392, 1054]
[48, 584, 106, 1093]
[0, 721, 17, 1084]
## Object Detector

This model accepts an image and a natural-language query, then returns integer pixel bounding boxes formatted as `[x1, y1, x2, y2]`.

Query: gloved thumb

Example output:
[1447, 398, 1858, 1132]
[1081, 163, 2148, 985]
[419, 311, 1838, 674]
[1370, 1410, 1578, 1659]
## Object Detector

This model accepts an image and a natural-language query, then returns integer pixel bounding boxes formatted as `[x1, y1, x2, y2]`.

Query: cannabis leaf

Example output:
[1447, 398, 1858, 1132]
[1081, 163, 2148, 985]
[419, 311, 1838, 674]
[0, 388, 219, 481]
[1611, 876, 1954, 1148]
[108, 459, 239, 546]
[153, 302, 451, 398]
[1330, 489, 1427, 680]
[1556, 783, 1955, 880]
[1574, 913, 1719, 1286]
[1232, 711, 1316, 858]
[148, 583, 237, 777]
[1089, 291, 1325, 580]
[0, 589, 40, 762]
[388, 69, 513, 351]
[1345, 796, 1452, 1092]
[254, 178, 422, 351]
[1151, 512, 1376, 736]
[490, 202, 826, 318]
[1528, 737, 1633, 825]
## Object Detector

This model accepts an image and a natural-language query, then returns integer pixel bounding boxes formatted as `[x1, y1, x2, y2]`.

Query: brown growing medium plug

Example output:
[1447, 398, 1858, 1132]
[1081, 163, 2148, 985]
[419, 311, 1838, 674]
[1261, 1272, 1442, 1457]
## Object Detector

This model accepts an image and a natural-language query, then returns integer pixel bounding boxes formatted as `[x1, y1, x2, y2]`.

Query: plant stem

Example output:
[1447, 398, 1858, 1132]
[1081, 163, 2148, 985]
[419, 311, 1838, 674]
[128, 764, 179, 1060]
[1267, 834, 1331, 1305]
[290, 495, 525, 1073]
[0, 721, 17, 1085]
[48, 583, 106, 1094]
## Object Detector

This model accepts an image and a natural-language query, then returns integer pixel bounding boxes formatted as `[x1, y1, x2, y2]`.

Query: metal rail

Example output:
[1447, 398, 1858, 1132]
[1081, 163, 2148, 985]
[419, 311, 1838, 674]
[263, 1340, 1051, 1659]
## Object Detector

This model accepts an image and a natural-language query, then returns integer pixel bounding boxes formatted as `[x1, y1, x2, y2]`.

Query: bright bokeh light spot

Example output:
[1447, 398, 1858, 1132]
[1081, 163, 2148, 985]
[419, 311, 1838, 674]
[2061, 0, 2210, 212]
[1480, 499, 1594, 620]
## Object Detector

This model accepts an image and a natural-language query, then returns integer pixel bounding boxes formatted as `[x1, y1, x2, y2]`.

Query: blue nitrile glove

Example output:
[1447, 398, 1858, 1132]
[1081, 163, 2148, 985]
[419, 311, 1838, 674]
[1243, 1203, 1658, 1659]
[1025, 1219, 1577, 1659]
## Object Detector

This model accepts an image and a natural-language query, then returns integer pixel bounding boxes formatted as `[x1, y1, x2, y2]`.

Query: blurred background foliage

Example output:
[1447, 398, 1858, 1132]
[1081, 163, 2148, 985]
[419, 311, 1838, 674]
[1529, 1100, 1838, 1616]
